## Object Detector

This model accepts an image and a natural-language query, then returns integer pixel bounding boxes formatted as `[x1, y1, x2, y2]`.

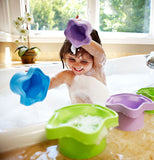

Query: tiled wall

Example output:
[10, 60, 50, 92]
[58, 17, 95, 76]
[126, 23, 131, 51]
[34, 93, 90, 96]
[0, 42, 154, 64]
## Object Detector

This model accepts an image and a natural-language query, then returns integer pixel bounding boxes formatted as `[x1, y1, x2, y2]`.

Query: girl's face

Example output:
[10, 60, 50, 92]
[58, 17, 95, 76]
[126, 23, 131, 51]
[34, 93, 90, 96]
[65, 49, 93, 75]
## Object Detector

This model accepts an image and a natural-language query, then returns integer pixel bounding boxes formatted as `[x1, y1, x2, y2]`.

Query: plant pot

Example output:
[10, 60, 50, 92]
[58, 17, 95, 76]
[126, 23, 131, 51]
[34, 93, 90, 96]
[21, 50, 37, 64]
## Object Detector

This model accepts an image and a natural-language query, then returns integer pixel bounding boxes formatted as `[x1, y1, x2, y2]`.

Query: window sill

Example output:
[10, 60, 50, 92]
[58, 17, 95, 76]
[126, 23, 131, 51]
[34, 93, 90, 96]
[1, 31, 154, 45]
[100, 32, 154, 44]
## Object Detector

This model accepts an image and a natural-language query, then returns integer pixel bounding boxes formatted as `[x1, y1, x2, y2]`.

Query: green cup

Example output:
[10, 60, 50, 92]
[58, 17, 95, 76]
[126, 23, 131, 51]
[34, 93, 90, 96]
[46, 104, 118, 159]
[137, 87, 154, 113]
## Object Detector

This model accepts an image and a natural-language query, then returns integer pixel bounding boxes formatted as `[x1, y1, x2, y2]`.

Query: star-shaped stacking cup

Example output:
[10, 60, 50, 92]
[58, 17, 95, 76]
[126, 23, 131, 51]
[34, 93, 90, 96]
[10, 67, 50, 106]
[46, 104, 118, 159]
[64, 18, 92, 48]
[105, 93, 154, 131]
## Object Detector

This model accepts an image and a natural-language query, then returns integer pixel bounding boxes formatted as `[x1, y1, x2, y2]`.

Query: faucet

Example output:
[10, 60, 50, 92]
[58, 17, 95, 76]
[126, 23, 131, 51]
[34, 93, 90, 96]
[146, 51, 154, 69]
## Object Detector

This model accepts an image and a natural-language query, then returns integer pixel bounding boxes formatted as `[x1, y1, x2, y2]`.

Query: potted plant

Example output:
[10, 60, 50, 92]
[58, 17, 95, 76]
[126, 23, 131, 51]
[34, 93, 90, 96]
[14, 10, 40, 64]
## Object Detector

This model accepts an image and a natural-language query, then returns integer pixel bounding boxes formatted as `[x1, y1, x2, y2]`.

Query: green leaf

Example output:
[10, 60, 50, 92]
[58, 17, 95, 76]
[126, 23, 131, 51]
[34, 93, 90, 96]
[30, 47, 40, 51]
[30, 47, 40, 54]
[18, 47, 28, 57]
[15, 46, 27, 53]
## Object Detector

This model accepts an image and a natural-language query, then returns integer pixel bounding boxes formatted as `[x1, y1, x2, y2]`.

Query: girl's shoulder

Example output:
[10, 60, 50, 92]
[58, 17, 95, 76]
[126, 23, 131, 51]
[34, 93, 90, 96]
[58, 70, 75, 86]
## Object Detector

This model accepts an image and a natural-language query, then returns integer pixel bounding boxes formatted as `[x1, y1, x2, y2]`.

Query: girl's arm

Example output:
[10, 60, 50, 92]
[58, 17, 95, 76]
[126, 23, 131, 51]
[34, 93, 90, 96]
[48, 70, 75, 89]
[82, 40, 106, 67]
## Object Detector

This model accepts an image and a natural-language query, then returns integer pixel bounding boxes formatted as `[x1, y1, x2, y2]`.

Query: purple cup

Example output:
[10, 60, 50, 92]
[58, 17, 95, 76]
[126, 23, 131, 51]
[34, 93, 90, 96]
[64, 18, 92, 48]
[105, 93, 154, 131]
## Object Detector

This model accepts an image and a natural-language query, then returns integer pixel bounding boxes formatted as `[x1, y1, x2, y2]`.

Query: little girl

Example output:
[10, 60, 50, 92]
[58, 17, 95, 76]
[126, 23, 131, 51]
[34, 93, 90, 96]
[48, 29, 108, 104]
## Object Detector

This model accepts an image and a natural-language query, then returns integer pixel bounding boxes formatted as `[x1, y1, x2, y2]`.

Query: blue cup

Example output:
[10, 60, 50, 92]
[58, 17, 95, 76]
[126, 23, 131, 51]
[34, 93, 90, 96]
[10, 67, 50, 106]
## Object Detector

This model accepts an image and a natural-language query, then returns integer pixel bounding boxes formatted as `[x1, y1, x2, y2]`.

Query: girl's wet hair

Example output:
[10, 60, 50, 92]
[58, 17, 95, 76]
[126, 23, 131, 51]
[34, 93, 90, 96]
[60, 29, 102, 68]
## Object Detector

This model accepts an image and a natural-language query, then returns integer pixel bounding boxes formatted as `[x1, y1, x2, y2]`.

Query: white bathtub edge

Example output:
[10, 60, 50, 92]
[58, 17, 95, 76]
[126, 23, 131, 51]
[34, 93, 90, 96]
[0, 123, 47, 153]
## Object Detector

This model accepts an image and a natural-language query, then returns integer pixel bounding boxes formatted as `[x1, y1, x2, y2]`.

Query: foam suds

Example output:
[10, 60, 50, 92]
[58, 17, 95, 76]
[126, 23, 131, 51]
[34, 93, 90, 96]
[0, 74, 110, 131]
[69, 75, 110, 105]
[60, 114, 104, 133]
[0, 71, 153, 131]
[0, 84, 71, 131]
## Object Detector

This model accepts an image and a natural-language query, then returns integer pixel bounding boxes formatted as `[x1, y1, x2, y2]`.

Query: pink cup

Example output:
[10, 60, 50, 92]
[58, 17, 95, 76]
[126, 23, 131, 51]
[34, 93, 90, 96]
[105, 93, 154, 131]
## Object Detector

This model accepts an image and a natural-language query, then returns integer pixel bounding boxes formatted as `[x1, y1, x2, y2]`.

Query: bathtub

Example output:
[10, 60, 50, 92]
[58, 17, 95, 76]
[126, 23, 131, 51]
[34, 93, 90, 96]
[0, 55, 153, 153]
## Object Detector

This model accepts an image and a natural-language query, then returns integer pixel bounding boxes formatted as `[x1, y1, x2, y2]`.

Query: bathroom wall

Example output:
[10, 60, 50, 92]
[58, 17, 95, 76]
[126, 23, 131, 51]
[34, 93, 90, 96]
[0, 42, 13, 64]
[0, 42, 154, 64]
[0, 42, 62, 63]
[103, 44, 154, 59]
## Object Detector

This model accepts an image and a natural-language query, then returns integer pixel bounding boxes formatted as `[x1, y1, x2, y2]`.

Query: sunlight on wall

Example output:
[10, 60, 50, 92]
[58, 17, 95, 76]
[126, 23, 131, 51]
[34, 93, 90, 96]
[5, 47, 11, 64]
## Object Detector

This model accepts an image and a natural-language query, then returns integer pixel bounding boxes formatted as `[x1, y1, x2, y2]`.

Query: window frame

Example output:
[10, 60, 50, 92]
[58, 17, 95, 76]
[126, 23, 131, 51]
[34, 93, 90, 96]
[0, 0, 154, 44]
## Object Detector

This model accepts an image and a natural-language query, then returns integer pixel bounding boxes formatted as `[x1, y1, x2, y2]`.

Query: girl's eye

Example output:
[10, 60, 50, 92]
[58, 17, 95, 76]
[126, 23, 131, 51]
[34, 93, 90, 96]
[81, 60, 88, 64]
[69, 58, 75, 62]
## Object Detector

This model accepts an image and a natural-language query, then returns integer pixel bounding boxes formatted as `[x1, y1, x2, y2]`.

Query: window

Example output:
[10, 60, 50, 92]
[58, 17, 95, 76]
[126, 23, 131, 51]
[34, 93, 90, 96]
[99, 0, 150, 33]
[29, 0, 87, 31]
[0, 0, 154, 44]
[28, 0, 154, 44]
[29, 0, 151, 34]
